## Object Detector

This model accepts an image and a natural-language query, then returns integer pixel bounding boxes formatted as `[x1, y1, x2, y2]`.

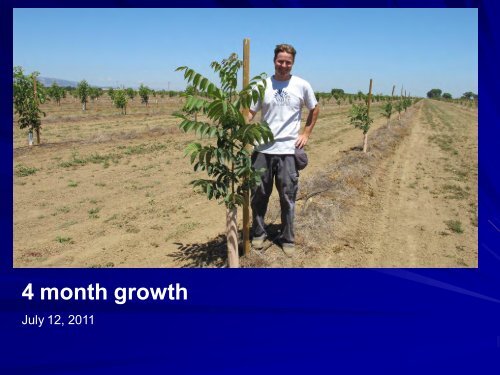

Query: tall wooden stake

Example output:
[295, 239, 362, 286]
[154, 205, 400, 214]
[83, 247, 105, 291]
[242, 38, 251, 256]
[388, 84, 395, 128]
[364, 78, 373, 153]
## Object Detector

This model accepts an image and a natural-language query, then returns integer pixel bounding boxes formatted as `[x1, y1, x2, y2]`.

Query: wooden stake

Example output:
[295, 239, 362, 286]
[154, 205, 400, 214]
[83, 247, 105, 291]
[364, 78, 373, 153]
[388, 84, 395, 127]
[242, 38, 251, 256]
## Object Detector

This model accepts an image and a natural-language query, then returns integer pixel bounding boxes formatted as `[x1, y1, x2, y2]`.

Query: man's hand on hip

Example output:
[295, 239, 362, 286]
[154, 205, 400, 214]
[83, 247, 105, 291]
[295, 134, 309, 149]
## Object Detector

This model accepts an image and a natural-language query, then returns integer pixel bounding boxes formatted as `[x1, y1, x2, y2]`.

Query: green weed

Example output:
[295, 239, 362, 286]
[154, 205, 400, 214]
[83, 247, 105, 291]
[88, 207, 101, 219]
[15, 164, 38, 177]
[56, 236, 73, 244]
[445, 220, 464, 234]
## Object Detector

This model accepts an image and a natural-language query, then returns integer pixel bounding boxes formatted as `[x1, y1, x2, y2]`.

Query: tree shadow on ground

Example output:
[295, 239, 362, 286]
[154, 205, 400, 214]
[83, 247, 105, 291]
[348, 145, 364, 152]
[170, 234, 227, 268]
[169, 224, 283, 268]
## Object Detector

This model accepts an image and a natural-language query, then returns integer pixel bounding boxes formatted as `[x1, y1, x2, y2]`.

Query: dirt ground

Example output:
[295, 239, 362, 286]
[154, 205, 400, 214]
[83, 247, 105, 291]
[13, 96, 477, 268]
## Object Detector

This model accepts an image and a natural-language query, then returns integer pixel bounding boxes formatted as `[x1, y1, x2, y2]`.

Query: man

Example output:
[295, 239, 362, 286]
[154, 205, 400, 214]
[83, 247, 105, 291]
[248, 44, 319, 256]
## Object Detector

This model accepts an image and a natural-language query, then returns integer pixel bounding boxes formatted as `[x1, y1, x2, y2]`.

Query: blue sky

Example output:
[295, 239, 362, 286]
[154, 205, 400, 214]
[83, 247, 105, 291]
[13, 8, 477, 98]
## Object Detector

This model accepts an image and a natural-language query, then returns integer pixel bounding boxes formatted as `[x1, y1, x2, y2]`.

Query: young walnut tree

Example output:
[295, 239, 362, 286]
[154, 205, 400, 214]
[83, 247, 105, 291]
[382, 102, 393, 127]
[77, 80, 90, 111]
[176, 53, 273, 267]
[395, 100, 404, 122]
[113, 89, 128, 115]
[349, 103, 373, 153]
[139, 84, 150, 106]
[13, 66, 46, 145]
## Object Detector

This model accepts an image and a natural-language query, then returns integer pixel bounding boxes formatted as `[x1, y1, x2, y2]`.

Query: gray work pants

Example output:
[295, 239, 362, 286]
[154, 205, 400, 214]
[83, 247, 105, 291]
[251, 152, 299, 244]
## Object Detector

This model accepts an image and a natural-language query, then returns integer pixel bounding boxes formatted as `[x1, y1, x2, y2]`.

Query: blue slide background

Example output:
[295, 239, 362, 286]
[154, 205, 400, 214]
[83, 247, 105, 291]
[2, 1, 499, 374]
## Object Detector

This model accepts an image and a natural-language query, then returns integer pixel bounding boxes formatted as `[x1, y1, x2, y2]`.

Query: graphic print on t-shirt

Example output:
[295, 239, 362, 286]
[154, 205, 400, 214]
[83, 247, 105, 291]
[274, 88, 290, 106]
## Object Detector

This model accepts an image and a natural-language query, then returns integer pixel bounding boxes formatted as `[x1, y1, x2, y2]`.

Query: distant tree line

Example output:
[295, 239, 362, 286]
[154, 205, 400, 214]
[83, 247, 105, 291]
[426, 88, 478, 101]
[313, 88, 409, 107]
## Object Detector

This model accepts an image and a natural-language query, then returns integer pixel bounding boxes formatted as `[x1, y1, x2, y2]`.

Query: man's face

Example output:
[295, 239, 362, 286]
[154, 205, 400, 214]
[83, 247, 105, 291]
[274, 51, 294, 79]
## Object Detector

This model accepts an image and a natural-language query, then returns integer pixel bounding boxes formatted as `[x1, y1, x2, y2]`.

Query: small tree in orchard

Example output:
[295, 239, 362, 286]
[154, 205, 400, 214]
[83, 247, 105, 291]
[176, 53, 273, 268]
[382, 101, 393, 127]
[126, 88, 136, 100]
[331, 88, 344, 97]
[47, 82, 65, 106]
[151, 89, 158, 110]
[182, 84, 200, 121]
[382, 86, 396, 127]
[91, 87, 103, 102]
[395, 100, 404, 122]
[13, 66, 46, 145]
[139, 84, 150, 106]
[357, 91, 364, 102]
[107, 88, 115, 100]
[77, 80, 90, 111]
[349, 103, 373, 153]
[403, 97, 412, 112]
[331, 89, 344, 108]
[113, 89, 128, 115]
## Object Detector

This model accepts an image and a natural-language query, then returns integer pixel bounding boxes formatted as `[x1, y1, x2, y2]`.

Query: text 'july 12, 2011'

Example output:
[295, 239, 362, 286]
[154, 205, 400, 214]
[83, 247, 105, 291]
[21, 283, 188, 305]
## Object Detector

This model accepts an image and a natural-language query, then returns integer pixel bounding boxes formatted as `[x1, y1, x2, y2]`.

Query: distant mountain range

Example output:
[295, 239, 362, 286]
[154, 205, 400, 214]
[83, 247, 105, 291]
[37, 77, 80, 88]
[38, 77, 109, 88]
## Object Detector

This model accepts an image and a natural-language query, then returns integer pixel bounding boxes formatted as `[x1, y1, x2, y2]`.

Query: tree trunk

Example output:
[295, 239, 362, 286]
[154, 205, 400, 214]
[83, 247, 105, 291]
[36, 128, 40, 145]
[387, 117, 391, 128]
[226, 207, 239, 268]
[82, 102, 86, 111]
[243, 189, 250, 256]
[363, 133, 368, 153]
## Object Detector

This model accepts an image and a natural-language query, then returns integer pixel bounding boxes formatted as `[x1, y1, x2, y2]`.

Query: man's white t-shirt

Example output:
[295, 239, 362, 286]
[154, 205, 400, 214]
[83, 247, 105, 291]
[251, 75, 317, 155]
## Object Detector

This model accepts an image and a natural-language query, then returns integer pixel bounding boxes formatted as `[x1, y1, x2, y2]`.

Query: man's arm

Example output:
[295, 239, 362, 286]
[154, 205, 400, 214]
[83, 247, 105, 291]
[296, 104, 320, 149]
